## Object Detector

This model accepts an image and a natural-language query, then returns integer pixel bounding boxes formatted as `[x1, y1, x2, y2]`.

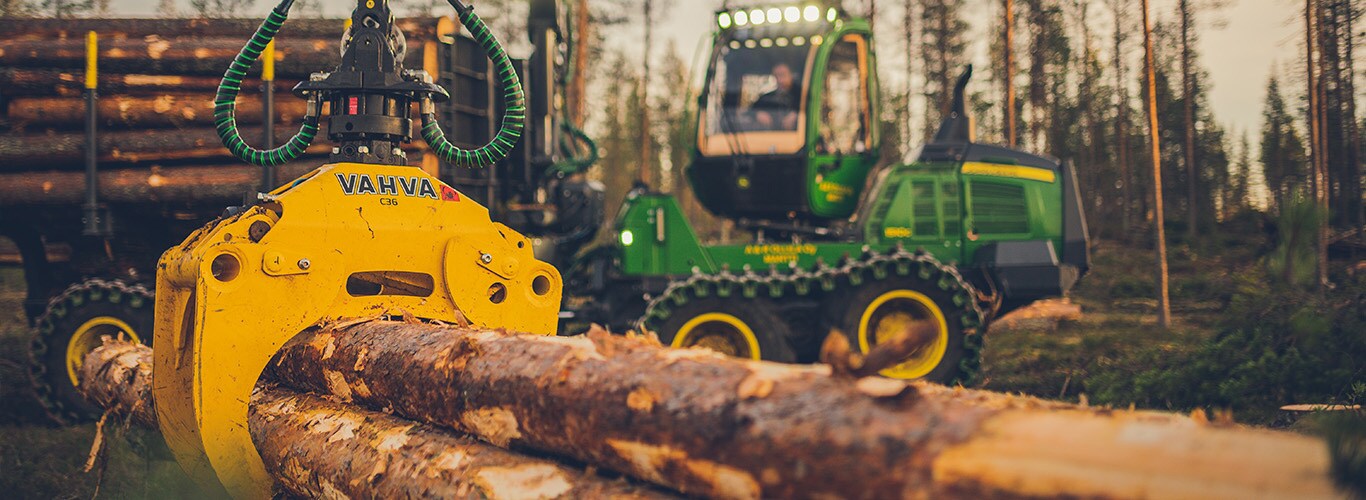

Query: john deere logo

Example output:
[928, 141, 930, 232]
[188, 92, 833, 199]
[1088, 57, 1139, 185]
[336, 173, 450, 200]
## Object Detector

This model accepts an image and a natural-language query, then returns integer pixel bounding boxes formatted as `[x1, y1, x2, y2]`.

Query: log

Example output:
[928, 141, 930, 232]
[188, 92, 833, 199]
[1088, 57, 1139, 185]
[78, 340, 156, 426]
[0, 68, 300, 98]
[269, 321, 1343, 500]
[0, 18, 441, 41]
[0, 127, 331, 167]
[7, 95, 310, 130]
[0, 37, 430, 77]
[0, 151, 438, 205]
[0, 162, 320, 205]
[79, 341, 669, 499]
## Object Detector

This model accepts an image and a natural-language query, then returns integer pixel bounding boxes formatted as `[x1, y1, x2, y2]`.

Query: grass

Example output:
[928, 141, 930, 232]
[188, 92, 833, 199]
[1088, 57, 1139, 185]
[0, 267, 199, 498]
[981, 236, 1243, 407]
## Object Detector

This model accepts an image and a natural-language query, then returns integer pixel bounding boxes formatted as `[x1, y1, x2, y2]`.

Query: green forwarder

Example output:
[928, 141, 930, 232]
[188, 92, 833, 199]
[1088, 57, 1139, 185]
[562, 3, 1089, 385]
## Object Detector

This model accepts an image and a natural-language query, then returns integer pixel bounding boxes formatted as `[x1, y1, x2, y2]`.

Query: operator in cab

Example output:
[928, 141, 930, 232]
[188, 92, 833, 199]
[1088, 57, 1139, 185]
[751, 62, 800, 131]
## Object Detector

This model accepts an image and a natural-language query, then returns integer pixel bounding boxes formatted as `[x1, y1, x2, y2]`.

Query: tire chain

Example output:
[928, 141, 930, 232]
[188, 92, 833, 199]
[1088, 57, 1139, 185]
[639, 244, 991, 386]
[28, 278, 154, 424]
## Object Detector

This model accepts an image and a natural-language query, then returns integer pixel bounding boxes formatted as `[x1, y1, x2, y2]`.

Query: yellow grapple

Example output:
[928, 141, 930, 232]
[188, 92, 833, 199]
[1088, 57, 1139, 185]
[152, 163, 561, 498]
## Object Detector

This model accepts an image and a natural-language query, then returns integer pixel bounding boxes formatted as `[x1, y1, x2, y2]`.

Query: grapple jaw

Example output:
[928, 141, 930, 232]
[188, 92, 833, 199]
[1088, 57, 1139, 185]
[152, 163, 562, 498]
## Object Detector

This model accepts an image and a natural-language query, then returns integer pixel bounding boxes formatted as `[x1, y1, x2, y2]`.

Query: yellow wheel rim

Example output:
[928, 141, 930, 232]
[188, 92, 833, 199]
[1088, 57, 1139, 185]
[857, 290, 949, 379]
[66, 316, 140, 388]
[672, 312, 762, 360]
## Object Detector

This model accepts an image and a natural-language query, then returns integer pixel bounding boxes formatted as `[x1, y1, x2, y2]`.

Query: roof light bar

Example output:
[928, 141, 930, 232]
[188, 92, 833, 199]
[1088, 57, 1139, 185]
[715, 4, 837, 29]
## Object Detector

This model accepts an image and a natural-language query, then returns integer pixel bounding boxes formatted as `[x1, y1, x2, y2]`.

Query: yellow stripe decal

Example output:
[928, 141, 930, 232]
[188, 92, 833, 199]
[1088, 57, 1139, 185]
[961, 162, 1056, 183]
[85, 31, 97, 89]
[262, 39, 275, 81]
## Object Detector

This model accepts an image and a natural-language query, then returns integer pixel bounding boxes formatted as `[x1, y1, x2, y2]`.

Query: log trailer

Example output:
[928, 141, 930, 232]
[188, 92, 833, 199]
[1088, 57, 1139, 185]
[2, 2, 593, 423]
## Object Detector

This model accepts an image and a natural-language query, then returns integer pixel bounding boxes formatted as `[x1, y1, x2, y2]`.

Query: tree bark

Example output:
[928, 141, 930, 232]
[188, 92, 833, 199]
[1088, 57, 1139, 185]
[77, 341, 671, 499]
[268, 321, 1340, 500]
[1180, 0, 1199, 241]
[7, 94, 309, 130]
[1110, 0, 1131, 239]
[1142, 0, 1172, 329]
[1003, 0, 1015, 147]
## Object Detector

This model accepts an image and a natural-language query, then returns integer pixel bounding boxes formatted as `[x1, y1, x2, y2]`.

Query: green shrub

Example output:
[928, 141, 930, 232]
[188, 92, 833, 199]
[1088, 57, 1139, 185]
[1088, 273, 1366, 423]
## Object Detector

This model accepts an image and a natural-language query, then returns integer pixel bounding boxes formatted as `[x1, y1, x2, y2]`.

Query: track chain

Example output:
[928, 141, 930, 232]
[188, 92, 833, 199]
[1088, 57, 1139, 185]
[640, 245, 990, 385]
[28, 278, 154, 424]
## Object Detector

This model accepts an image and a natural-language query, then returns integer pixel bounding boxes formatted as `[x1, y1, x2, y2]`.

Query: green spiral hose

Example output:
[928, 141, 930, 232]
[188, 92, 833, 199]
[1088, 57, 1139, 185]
[545, 0, 599, 177]
[547, 122, 600, 176]
[421, 2, 525, 168]
[214, 0, 319, 167]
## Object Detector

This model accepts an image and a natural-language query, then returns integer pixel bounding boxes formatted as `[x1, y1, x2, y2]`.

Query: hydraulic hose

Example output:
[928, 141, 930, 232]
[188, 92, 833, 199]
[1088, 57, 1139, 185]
[214, 0, 319, 168]
[548, 122, 600, 176]
[421, 0, 525, 168]
[545, 0, 600, 177]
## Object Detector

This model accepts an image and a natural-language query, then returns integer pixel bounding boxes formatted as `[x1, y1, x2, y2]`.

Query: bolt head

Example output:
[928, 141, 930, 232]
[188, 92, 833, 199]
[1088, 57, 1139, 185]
[480, 253, 493, 264]
[297, 258, 311, 270]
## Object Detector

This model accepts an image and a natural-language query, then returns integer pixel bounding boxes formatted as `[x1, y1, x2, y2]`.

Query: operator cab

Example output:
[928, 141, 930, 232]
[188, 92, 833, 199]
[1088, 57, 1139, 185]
[689, 3, 879, 223]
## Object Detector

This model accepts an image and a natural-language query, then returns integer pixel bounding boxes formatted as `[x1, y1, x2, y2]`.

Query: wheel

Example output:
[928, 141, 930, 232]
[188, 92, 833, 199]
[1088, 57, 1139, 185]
[650, 298, 797, 363]
[832, 275, 976, 384]
[28, 279, 154, 424]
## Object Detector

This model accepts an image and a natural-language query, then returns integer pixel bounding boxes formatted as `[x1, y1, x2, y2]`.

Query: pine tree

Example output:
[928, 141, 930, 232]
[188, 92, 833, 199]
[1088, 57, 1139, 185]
[592, 52, 640, 225]
[1020, 0, 1070, 153]
[1223, 132, 1252, 219]
[36, 0, 94, 18]
[1141, 0, 1172, 329]
[0, 0, 31, 18]
[919, 0, 968, 136]
[189, 0, 256, 18]
[1260, 74, 1309, 214]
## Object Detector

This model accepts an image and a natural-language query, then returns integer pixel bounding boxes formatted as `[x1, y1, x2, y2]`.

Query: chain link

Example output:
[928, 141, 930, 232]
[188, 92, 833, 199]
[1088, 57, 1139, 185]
[28, 278, 154, 424]
[640, 245, 991, 384]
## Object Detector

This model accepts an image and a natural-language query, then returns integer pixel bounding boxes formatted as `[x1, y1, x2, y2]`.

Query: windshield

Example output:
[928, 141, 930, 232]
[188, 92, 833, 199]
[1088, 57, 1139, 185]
[698, 42, 815, 157]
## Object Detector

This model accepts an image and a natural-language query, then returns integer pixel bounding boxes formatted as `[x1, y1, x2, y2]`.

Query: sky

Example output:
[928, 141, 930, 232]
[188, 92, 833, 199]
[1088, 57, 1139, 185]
[110, 0, 1305, 144]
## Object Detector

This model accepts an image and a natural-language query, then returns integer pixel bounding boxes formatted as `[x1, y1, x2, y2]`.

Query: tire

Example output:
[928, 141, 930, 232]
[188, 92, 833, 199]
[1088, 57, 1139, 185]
[831, 275, 974, 384]
[28, 279, 154, 424]
[650, 298, 797, 363]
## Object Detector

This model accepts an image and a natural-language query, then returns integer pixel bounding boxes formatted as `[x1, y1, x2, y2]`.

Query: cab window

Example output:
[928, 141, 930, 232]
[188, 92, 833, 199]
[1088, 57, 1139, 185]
[698, 42, 815, 157]
[819, 35, 870, 155]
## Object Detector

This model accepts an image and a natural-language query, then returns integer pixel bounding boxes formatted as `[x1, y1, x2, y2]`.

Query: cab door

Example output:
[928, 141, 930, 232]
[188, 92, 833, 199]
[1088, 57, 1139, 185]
[808, 32, 877, 219]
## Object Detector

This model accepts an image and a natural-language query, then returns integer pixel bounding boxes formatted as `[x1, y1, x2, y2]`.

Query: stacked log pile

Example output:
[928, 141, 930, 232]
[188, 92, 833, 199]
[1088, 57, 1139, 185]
[81, 322, 1346, 499]
[0, 18, 445, 205]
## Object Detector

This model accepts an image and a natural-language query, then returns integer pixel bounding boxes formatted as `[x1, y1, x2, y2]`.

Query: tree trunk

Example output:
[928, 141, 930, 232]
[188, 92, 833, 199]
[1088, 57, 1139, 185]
[1142, 0, 1172, 328]
[639, 0, 653, 187]
[266, 321, 1340, 500]
[7, 94, 309, 130]
[1003, 0, 1015, 147]
[1180, 0, 1199, 241]
[77, 341, 672, 500]
[1111, 0, 1131, 239]
[569, 0, 590, 128]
